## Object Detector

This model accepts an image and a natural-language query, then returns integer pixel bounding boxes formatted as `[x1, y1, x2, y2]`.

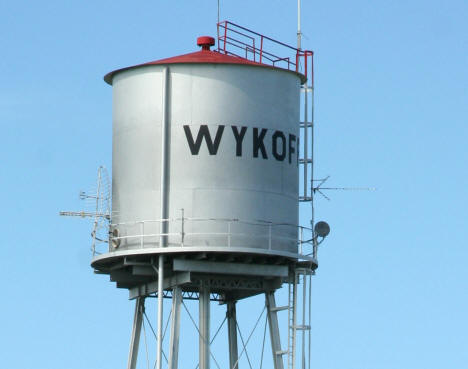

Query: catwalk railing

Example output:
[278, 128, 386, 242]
[94, 216, 317, 260]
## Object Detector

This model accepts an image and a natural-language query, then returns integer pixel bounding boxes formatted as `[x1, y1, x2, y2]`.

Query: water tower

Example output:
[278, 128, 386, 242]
[74, 21, 328, 369]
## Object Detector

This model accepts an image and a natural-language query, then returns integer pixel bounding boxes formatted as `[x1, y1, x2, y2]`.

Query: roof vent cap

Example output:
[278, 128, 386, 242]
[197, 36, 215, 51]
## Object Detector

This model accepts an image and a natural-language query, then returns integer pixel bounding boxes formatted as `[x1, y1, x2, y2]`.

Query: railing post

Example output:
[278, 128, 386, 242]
[181, 208, 185, 247]
[140, 221, 144, 249]
[268, 223, 272, 250]
[223, 21, 227, 54]
[304, 51, 308, 82]
[310, 51, 314, 87]
[253, 39, 256, 62]
[300, 226, 304, 255]
[260, 36, 264, 63]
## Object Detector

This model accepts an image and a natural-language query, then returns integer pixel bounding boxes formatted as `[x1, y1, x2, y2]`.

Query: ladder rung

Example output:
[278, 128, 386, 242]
[270, 305, 289, 312]
[299, 159, 313, 164]
[294, 325, 311, 330]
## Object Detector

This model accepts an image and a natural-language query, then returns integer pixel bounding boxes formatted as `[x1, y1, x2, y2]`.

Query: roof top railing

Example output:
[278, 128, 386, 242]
[217, 20, 314, 86]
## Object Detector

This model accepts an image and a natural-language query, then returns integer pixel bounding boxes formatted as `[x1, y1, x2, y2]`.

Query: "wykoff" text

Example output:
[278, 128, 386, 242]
[183, 125, 298, 164]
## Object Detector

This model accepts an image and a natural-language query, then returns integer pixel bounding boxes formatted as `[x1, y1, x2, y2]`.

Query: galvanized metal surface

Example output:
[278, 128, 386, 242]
[111, 62, 300, 258]
[173, 259, 288, 277]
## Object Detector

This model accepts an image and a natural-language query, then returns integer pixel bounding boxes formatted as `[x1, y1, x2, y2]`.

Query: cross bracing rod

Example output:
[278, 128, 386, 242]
[144, 290, 224, 302]
[181, 300, 222, 369]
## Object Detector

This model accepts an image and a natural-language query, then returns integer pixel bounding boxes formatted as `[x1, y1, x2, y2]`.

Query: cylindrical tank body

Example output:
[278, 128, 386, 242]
[107, 40, 303, 258]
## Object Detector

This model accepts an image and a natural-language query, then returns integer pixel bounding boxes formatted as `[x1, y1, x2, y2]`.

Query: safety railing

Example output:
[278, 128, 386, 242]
[217, 21, 314, 87]
[94, 216, 316, 260]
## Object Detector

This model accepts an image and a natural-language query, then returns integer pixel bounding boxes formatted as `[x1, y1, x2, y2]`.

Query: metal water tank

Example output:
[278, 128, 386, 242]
[102, 36, 305, 261]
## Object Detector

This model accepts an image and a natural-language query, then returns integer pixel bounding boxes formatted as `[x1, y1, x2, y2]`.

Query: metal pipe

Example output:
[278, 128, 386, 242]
[297, 0, 301, 50]
[156, 255, 164, 369]
[157, 66, 170, 369]
[217, 0, 220, 43]
[160, 66, 170, 248]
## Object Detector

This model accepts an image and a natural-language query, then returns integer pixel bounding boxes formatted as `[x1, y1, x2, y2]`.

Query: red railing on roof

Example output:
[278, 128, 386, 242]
[217, 21, 314, 86]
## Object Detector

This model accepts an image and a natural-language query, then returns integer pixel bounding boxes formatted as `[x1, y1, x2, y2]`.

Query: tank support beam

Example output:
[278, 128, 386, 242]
[199, 282, 211, 369]
[265, 291, 285, 369]
[227, 301, 239, 369]
[127, 296, 145, 369]
[168, 286, 182, 369]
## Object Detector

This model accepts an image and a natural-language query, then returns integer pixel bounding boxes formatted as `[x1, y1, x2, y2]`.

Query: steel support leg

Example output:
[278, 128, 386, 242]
[168, 286, 182, 369]
[127, 297, 145, 369]
[156, 255, 165, 369]
[199, 282, 210, 369]
[227, 301, 238, 369]
[265, 291, 285, 369]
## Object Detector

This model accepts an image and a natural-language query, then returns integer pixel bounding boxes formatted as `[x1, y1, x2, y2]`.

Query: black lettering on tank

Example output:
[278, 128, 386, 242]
[231, 126, 247, 157]
[288, 134, 296, 164]
[296, 137, 300, 166]
[183, 125, 225, 155]
[272, 131, 286, 161]
[253, 128, 268, 159]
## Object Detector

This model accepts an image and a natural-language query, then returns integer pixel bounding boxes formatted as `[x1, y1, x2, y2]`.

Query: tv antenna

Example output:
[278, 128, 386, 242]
[313, 176, 376, 201]
[60, 166, 111, 255]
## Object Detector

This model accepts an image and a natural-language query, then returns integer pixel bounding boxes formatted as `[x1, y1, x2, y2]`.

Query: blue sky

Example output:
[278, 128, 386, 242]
[1, 1, 467, 368]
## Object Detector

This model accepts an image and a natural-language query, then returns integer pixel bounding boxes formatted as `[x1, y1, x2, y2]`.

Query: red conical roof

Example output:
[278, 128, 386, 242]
[104, 37, 305, 84]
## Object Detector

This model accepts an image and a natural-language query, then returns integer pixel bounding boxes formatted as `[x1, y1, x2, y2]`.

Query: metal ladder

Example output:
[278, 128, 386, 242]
[299, 80, 314, 204]
[287, 268, 313, 369]
[288, 272, 298, 369]
[295, 50, 315, 369]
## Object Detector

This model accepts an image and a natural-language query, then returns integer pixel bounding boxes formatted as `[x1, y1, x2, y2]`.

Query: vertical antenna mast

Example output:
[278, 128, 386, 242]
[297, 0, 301, 49]
[217, 0, 220, 42]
